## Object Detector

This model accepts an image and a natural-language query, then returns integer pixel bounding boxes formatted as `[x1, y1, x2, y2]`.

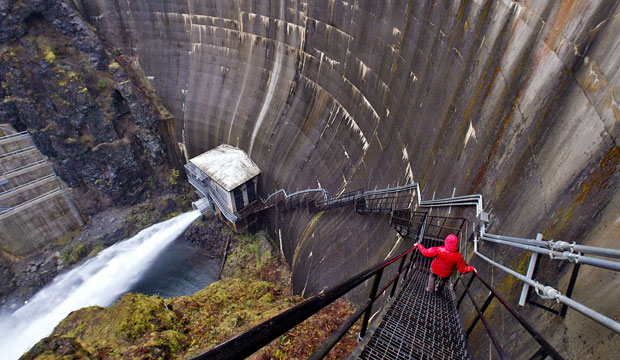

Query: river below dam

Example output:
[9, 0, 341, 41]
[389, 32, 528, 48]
[129, 239, 220, 299]
[0, 210, 221, 359]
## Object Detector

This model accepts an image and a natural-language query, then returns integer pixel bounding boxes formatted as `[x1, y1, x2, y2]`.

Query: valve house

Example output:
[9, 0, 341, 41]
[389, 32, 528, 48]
[185, 144, 260, 231]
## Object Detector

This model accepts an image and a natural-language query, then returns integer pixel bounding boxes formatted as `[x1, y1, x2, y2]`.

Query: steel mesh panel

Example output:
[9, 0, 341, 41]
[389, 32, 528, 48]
[359, 269, 469, 360]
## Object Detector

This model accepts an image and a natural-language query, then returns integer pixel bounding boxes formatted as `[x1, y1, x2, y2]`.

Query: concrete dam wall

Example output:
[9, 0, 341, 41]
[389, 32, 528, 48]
[0, 126, 83, 256]
[74, 0, 620, 357]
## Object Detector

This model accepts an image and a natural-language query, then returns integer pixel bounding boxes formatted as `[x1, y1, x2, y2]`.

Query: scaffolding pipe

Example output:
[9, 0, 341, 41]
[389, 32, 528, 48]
[474, 235, 620, 334]
[480, 235, 620, 272]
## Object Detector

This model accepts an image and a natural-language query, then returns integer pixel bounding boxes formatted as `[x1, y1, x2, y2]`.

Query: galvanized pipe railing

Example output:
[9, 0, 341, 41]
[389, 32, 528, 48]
[0, 187, 63, 216]
[482, 231, 620, 260]
[189, 245, 418, 360]
[473, 231, 620, 333]
[1, 159, 48, 176]
[415, 183, 484, 216]
[480, 233, 620, 272]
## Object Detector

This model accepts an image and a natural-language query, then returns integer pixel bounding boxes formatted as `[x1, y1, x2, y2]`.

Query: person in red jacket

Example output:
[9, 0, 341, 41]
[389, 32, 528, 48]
[414, 234, 476, 293]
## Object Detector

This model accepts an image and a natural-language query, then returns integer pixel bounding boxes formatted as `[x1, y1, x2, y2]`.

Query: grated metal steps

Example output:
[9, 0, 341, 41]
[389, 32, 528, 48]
[359, 269, 469, 360]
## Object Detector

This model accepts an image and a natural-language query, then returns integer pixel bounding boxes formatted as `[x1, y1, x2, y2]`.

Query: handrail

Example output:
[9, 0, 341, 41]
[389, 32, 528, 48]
[480, 233, 620, 272]
[260, 187, 329, 204]
[236, 181, 486, 223]
[454, 272, 564, 360]
[189, 245, 417, 360]
[473, 231, 620, 333]
[482, 230, 620, 260]
[207, 187, 238, 223]
[414, 183, 484, 217]
[187, 177, 238, 222]
[0, 126, 19, 135]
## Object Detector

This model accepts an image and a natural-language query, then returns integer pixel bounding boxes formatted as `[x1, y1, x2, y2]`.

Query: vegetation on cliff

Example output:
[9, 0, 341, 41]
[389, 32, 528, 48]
[22, 233, 359, 359]
[0, 1, 183, 217]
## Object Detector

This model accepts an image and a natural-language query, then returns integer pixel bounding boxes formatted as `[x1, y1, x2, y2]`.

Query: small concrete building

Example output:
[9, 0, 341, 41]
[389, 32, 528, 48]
[185, 144, 260, 230]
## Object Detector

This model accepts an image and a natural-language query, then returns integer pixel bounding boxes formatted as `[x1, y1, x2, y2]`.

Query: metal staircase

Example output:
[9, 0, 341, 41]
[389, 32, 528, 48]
[355, 219, 470, 360]
[190, 207, 566, 360]
[187, 180, 620, 359]
[237, 183, 417, 219]
[359, 269, 469, 360]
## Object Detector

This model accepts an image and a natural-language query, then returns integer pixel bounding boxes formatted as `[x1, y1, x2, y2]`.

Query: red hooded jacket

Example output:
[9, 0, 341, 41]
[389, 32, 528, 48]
[416, 235, 475, 278]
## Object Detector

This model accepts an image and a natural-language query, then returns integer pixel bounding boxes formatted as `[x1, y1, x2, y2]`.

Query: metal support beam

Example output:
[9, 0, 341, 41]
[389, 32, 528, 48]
[360, 269, 383, 338]
[467, 292, 496, 335]
[520, 234, 542, 306]
[560, 263, 581, 318]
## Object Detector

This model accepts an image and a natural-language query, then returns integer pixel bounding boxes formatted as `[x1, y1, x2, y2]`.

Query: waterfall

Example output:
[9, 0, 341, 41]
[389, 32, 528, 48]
[0, 210, 201, 359]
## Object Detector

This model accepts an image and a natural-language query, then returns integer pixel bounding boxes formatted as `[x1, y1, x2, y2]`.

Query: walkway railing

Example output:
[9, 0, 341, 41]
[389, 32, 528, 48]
[473, 228, 620, 333]
[187, 177, 238, 223]
[454, 272, 563, 360]
[189, 245, 420, 360]
[390, 210, 427, 238]
[0, 187, 63, 217]
[480, 230, 620, 271]
[415, 183, 485, 218]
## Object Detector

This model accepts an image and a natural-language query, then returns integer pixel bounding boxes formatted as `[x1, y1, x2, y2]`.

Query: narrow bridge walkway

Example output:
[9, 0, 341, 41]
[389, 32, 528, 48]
[237, 183, 417, 219]
[358, 268, 469, 360]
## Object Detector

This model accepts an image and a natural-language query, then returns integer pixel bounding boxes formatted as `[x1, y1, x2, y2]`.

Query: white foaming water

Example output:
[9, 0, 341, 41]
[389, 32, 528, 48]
[0, 210, 200, 359]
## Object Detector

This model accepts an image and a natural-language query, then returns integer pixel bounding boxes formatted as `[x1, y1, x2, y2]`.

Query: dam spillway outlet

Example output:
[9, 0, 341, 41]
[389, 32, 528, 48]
[0, 210, 201, 359]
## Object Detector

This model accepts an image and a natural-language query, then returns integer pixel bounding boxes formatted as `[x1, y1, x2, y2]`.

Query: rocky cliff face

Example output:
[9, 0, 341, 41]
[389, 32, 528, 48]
[0, 0, 182, 216]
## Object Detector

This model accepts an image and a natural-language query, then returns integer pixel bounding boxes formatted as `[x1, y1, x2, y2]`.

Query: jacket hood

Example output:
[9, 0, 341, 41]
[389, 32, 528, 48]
[445, 235, 459, 251]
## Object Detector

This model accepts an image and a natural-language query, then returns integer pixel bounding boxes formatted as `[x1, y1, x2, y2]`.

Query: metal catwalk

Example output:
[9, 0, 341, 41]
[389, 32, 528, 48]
[359, 269, 469, 360]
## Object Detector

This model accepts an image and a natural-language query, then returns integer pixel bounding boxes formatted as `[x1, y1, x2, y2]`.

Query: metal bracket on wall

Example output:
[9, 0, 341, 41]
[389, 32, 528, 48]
[524, 247, 582, 318]
[519, 234, 542, 306]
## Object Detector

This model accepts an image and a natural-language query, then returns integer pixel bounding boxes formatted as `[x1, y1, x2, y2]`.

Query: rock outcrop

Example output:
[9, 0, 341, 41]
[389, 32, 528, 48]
[0, 0, 183, 217]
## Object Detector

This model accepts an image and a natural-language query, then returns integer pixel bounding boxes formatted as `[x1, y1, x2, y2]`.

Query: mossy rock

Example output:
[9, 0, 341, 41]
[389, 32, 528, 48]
[51, 293, 184, 358]
[87, 245, 105, 258]
[21, 336, 92, 360]
[68, 244, 87, 264]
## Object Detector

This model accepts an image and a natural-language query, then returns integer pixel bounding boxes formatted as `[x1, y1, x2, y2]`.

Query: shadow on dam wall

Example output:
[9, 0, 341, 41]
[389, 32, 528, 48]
[72, 0, 619, 357]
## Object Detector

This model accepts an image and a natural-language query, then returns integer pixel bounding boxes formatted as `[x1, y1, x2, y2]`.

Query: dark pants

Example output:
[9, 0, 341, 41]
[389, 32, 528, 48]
[427, 273, 447, 292]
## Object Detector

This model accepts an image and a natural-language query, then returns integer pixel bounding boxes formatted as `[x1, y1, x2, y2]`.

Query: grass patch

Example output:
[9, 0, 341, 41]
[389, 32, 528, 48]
[97, 79, 107, 90]
[53, 229, 81, 246]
